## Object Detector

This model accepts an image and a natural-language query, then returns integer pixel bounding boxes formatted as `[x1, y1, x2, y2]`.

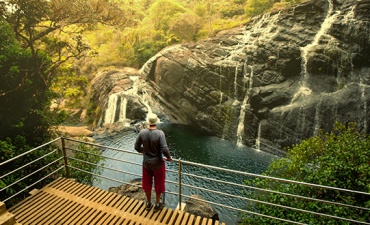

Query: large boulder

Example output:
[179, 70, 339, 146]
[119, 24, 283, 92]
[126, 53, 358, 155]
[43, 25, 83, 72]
[108, 179, 149, 202]
[184, 195, 219, 221]
[140, 0, 370, 154]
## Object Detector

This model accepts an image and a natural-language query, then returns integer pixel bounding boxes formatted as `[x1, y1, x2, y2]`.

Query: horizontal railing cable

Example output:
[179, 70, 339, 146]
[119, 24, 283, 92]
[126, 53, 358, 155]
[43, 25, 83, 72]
[63, 137, 141, 156]
[3, 137, 369, 225]
[180, 182, 370, 225]
[0, 157, 63, 192]
[64, 138, 370, 224]
[67, 147, 142, 167]
[176, 159, 370, 197]
[68, 156, 142, 178]
[0, 149, 59, 180]
[180, 192, 306, 225]
[68, 165, 142, 189]
[180, 171, 370, 212]
[3, 166, 64, 203]
[0, 137, 61, 166]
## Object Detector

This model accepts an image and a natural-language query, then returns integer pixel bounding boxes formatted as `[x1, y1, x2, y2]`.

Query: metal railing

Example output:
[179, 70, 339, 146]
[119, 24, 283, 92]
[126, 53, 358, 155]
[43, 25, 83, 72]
[1, 136, 370, 225]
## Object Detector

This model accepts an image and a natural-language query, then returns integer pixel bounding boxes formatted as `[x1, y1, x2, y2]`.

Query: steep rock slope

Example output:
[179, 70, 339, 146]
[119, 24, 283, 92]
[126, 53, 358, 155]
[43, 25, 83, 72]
[140, 0, 370, 153]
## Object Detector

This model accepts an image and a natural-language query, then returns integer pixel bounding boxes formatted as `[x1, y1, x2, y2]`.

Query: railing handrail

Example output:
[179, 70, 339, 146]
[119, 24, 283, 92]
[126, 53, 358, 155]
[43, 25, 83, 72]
[1, 136, 369, 225]
[63, 136, 370, 197]
[0, 137, 61, 166]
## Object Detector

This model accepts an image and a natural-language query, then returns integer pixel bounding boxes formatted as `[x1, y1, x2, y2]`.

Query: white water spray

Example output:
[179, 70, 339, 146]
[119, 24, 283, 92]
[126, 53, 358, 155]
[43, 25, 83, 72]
[236, 66, 254, 147]
[104, 93, 119, 124]
[235, 13, 281, 146]
[255, 122, 262, 150]
[234, 67, 239, 99]
[103, 75, 155, 125]
[119, 97, 128, 122]
[298, 0, 339, 91]
[361, 82, 368, 133]
[313, 100, 322, 136]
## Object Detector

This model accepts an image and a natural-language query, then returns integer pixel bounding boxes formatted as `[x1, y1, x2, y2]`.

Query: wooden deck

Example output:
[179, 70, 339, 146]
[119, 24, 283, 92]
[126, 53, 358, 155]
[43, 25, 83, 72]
[8, 177, 224, 225]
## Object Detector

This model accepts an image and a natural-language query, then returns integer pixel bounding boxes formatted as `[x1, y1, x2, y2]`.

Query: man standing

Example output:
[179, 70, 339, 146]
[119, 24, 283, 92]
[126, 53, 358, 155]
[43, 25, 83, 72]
[134, 113, 172, 212]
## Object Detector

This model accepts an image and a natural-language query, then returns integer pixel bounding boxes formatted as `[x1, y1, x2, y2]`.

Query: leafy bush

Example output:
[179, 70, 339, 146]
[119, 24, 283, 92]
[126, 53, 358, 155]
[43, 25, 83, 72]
[68, 140, 104, 186]
[244, 0, 274, 17]
[0, 136, 61, 207]
[242, 122, 370, 224]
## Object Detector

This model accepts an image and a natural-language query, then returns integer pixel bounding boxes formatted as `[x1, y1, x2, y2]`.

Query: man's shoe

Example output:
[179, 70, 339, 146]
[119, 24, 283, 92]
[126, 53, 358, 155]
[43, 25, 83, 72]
[153, 203, 164, 213]
[145, 202, 152, 211]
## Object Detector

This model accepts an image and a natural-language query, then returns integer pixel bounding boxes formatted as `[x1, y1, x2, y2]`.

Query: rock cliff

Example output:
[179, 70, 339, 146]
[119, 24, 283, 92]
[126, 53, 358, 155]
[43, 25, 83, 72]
[139, 0, 370, 154]
[90, 67, 163, 129]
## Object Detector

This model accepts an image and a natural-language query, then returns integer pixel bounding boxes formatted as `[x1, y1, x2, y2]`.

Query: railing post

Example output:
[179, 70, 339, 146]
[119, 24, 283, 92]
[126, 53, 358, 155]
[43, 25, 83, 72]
[178, 159, 182, 210]
[61, 137, 70, 178]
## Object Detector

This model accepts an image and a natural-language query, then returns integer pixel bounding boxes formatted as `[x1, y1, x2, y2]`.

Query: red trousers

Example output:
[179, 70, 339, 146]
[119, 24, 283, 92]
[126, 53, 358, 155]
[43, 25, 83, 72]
[142, 162, 165, 194]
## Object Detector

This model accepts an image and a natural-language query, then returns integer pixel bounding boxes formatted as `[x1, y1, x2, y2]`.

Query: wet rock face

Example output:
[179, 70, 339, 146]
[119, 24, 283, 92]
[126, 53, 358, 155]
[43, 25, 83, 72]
[90, 68, 158, 127]
[140, 0, 370, 153]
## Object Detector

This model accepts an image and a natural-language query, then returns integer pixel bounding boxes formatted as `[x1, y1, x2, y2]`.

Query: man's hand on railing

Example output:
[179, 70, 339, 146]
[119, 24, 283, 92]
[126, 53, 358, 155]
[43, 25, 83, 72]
[164, 157, 172, 161]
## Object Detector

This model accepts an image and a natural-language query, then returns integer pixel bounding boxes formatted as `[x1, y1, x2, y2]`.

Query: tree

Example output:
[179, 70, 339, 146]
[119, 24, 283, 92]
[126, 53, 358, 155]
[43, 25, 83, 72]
[148, 0, 187, 32]
[244, 0, 274, 17]
[168, 12, 202, 41]
[243, 122, 370, 224]
[0, 0, 132, 97]
[0, 18, 53, 143]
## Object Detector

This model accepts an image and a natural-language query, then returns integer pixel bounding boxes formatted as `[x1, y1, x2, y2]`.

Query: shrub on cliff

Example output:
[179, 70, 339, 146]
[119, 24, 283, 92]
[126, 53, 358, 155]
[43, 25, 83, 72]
[242, 122, 370, 224]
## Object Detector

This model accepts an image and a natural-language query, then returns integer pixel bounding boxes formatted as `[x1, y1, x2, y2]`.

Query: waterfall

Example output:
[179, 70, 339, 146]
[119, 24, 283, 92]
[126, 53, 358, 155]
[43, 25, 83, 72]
[104, 93, 129, 124]
[129, 75, 153, 114]
[234, 67, 239, 100]
[313, 100, 322, 136]
[297, 0, 339, 93]
[119, 97, 128, 122]
[103, 75, 156, 125]
[343, 6, 355, 23]
[255, 122, 262, 150]
[361, 82, 368, 133]
[104, 93, 119, 124]
[236, 66, 253, 147]
[219, 92, 223, 105]
[235, 13, 281, 147]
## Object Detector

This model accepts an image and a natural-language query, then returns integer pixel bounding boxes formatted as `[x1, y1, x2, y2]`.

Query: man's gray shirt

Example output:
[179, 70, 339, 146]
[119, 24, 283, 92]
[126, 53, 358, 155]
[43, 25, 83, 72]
[134, 128, 170, 170]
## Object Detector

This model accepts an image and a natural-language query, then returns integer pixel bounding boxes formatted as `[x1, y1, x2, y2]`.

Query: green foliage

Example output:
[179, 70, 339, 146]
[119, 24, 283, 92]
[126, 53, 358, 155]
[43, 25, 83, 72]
[132, 31, 175, 66]
[244, 0, 274, 17]
[168, 12, 202, 41]
[0, 139, 16, 161]
[0, 18, 54, 144]
[0, 136, 61, 207]
[242, 122, 370, 224]
[68, 141, 104, 186]
[51, 67, 88, 109]
[148, 0, 187, 31]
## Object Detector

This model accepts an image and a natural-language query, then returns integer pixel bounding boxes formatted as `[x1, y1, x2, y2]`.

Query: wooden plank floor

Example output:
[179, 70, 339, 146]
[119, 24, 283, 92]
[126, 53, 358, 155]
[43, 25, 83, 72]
[9, 177, 224, 225]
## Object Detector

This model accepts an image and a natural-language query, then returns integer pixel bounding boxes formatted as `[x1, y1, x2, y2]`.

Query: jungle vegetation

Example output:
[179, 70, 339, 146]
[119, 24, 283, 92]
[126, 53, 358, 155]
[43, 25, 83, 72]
[242, 122, 370, 224]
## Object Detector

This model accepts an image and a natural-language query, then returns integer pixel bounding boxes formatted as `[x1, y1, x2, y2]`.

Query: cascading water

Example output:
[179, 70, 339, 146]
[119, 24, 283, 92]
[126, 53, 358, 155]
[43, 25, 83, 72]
[255, 122, 262, 150]
[313, 100, 322, 136]
[292, 0, 340, 103]
[234, 12, 281, 146]
[104, 93, 119, 124]
[119, 97, 127, 122]
[236, 66, 253, 147]
[103, 75, 153, 125]
[234, 67, 239, 99]
[361, 81, 368, 133]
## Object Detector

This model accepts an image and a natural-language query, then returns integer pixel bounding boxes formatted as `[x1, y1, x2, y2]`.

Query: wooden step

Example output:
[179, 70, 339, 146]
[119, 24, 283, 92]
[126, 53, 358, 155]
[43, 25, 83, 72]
[0, 202, 6, 215]
[0, 211, 16, 225]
